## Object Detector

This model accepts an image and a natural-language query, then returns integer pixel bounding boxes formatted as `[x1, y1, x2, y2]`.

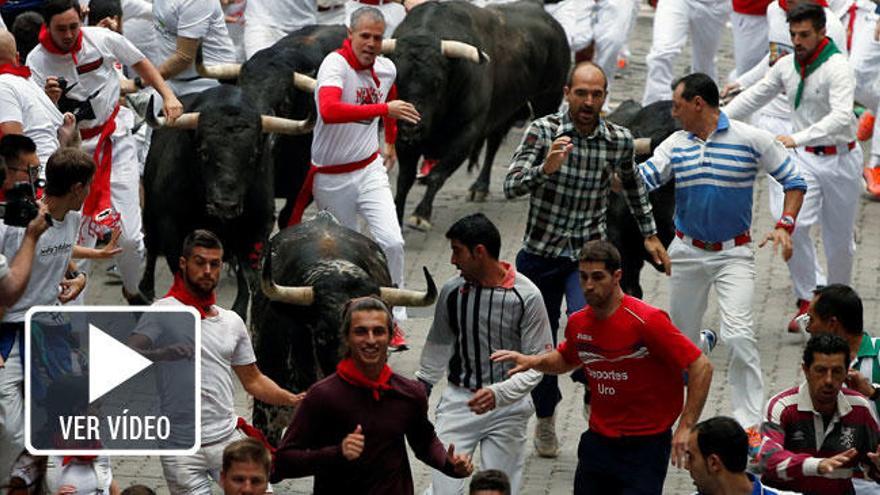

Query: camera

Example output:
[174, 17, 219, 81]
[0, 182, 40, 227]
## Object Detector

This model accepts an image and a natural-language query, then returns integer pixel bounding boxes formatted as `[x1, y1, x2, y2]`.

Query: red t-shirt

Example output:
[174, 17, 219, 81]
[557, 295, 701, 438]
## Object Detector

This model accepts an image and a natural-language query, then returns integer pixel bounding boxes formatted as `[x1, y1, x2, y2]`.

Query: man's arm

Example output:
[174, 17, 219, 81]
[789, 57, 857, 146]
[130, 59, 183, 122]
[724, 58, 786, 121]
[756, 136, 806, 260]
[405, 386, 473, 479]
[671, 354, 713, 467]
[502, 121, 555, 199]
[0, 204, 50, 306]
[491, 349, 580, 376]
[157, 36, 199, 80]
[233, 363, 304, 407]
[271, 391, 344, 482]
[414, 284, 456, 395]
[759, 414, 857, 481]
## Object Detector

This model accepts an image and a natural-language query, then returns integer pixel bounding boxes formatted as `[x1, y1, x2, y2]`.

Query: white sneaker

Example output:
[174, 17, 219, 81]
[700, 328, 718, 354]
[534, 415, 559, 458]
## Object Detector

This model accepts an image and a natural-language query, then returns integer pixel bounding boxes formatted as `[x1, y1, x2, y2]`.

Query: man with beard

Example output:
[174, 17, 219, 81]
[128, 229, 304, 494]
[503, 61, 669, 458]
[492, 240, 713, 494]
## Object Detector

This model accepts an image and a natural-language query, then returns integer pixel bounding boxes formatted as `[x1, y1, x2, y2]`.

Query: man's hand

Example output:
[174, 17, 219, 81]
[341, 424, 365, 461]
[163, 95, 184, 124]
[490, 350, 535, 376]
[95, 228, 124, 259]
[819, 448, 858, 474]
[45, 76, 63, 104]
[671, 423, 691, 468]
[759, 228, 793, 261]
[288, 391, 306, 407]
[58, 112, 78, 148]
[776, 135, 796, 148]
[25, 202, 51, 239]
[468, 388, 496, 415]
[58, 273, 86, 303]
[447, 443, 474, 477]
[644, 235, 671, 275]
[542, 136, 573, 175]
[96, 16, 119, 31]
[387, 100, 420, 124]
[383, 142, 397, 171]
[846, 369, 876, 398]
[720, 82, 742, 104]
[157, 343, 195, 361]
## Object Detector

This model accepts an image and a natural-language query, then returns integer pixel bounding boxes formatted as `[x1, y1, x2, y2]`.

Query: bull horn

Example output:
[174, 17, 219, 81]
[380, 266, 437, 307]
[260, 248, 315, 305]
[261, 115, 314, 135]
[634, 138, 652, 155]
[381, 39, 397, 54]
[440, 40, 489, 64]
[293, 72, 317, 93]
[145, 95, 199, 129]
[195, 42, 241, 80]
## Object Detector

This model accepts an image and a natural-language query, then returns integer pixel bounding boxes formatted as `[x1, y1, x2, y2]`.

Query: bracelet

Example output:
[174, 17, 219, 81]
[66, 270, 85, 280]
[775, 214, 795, 235]
[133, 76, 144, 90]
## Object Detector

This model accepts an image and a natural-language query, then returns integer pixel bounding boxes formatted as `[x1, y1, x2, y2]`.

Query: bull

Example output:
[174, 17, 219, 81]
[251, 211, 437, 442]
[384, 0, 570, 230]
[140, 85, 312, 318]
[605, 100, 678, 298]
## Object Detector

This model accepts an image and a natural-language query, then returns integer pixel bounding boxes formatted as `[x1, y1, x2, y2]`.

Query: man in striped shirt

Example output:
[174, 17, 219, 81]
[638, 72, 806, 434]
[416, 213, 553, 495]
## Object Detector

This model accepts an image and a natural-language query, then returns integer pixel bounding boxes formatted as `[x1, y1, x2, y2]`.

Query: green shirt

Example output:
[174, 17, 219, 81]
[852, 333, 880, 412]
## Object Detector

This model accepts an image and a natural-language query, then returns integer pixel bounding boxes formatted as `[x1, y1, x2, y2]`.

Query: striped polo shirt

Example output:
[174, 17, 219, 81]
[639, 112, 807, 243]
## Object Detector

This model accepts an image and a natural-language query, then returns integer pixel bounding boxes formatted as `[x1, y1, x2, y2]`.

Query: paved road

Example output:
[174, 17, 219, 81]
[87, 5, 880, 494]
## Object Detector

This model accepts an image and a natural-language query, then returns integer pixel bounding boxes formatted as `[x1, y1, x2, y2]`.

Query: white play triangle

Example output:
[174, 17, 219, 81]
[89, 324, 153, 404]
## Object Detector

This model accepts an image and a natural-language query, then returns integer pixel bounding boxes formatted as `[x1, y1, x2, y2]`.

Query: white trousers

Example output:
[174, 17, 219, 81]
[770, 148, 862, 301]
[344, 1, 406, 37]
[426, 385, 533, 495]
[244, 24, 289, 60]
[161, 428, 269, 494]
[77, 127, 146, 297]
[668, 237, 764, 427]
[0, 339, 24, 489]
[730, 12, 769, 79]
[642, 0, 731, 105]
[312, 159, 406, 291]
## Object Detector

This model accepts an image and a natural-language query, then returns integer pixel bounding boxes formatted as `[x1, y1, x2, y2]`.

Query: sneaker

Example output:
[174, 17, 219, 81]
[534, 415, 559, 458]
[700, 328, 718, 354]
[865, 167, 880, 199]
[745, 425, 763, 458]
[858, 111, 876, 141]
[417, 158, 437, 180]
[787, 299, 810, 333]
[389, 322, 408, 352]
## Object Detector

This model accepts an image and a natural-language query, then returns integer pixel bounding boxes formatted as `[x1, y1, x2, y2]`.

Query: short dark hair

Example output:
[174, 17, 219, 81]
[694, 416, 749, 473]
[87, 0, 122, 25]
[787, 2, 826, 31]
[445, 213, 501, 260]
[813, 284, 863, 336]
[803, 332, 850, 368]
[672, 73, 720, 108]
[566, 61, 608, 92]
[469, 469, 511, 494]
[43, 0, 82, 25]
[120, 486, 157, 495]
[579, 240, 621, 273]
[181, 229, 224, 258]
[0, 134, 37, 167]
[44, 148, 95, 197]
[12, 11, 45, 60]
[221, 438, 271, 475]
[341, 296, 392, 337]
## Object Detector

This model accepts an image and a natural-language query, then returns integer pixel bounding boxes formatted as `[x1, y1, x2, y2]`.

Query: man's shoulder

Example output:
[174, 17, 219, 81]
[375, 56, 396, 76]
[389, 373, 428, 401]
[619, 295, 666, 325]
[531, 112, 563, 132]
[725, 118, 775, 147]
[765, 385, 801, 419]
[602, 120, 633, 141]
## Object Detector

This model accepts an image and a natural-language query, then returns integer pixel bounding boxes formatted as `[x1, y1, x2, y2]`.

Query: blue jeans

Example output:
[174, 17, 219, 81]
[515, 249, 586, 418]
[574, 429, 672, 494]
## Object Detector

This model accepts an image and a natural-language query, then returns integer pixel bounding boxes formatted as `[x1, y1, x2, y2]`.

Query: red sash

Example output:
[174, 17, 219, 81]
[80, 104, 120, 225]
[287, 150, 379, 226]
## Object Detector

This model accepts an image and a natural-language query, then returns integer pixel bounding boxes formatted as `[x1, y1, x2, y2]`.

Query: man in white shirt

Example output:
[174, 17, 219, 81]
[27, 0, 182, 305]
[128, 229, 304, 494]
[725, 3, 861, 335]
[243, 0, 317, 59]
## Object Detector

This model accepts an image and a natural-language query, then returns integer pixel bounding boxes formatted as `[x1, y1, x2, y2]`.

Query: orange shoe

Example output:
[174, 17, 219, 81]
[746, 425, 763, 458]
[865, 167, 880, 198]
[858, 111, 876, 141]
[390, 322, 408, 352]
[787, 299, 810, 333]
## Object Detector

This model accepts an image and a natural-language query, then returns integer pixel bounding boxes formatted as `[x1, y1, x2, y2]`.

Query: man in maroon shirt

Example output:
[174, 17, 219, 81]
[271, 296, 473, 493]
[493, 240, 713, 494]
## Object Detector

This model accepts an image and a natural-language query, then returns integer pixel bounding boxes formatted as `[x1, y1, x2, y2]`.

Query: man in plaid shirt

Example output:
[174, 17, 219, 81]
[503, 61, 669, 458]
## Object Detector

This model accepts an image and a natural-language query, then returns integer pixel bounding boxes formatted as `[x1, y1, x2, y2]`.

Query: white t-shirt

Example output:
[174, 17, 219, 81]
[152, 0, 237, 95]
[134, 297, 256, 444]
[1, 211, 81, 323]
[45, 456, 113, 494]
[245, 0, 317, 34]
[0, 73, 64, 168]
[124, 0, 159, 63]
[312, 53, 396, 166]
[26, 27, 145, 130]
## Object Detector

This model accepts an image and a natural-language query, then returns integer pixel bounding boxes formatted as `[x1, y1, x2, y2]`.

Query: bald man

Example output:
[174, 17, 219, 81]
[0, 31, 76, 172]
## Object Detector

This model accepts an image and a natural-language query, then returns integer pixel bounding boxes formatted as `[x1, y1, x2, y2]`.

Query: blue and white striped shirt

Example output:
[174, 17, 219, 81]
[638, 112, 807, 242]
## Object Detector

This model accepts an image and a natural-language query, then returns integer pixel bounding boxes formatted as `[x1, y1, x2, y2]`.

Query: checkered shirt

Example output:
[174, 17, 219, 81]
[504, 110, 657, 260]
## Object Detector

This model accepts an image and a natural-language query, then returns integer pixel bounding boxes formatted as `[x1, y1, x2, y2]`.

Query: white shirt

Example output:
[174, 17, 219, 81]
[726, 49, 856, 146]
[152, 0, 236, 95]
[123, 0, 159, 63]
[134, 297, 257, 444]
[312, 52, 396, 166]
[1, 211, 81, 323]
[26, 27, 145, 130]
[245, 0, 317, 34]
[734, 3, 847, 120]
[0, 73, 65, 168]
[45, 456, 113, 494]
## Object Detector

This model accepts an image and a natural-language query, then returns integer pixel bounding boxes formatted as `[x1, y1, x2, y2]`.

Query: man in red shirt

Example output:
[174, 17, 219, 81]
[493, 239, 713, 493]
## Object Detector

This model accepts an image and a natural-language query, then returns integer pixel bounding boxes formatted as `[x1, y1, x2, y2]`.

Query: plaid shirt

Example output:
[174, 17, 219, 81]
[504, 110, 656, 260]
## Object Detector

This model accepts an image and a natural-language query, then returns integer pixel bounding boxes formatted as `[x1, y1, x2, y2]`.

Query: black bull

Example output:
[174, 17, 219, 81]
[387, 0, 571, 230]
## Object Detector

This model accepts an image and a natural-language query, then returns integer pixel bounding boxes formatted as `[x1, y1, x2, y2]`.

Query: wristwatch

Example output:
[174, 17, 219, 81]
[133, 76, 145, 90]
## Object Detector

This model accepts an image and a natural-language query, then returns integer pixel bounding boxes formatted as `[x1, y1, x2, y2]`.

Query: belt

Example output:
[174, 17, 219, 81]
[675, 230, 751, 251]
[804, 141, 856, 155]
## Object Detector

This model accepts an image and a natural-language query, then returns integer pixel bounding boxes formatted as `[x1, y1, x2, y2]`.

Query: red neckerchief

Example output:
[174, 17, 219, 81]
[336, 357, 393, 400]
[800, 37, 831, 79]
[165, 272, 216, 319]
[779, 0, 827, 10]
[0, 63, 32, 78]
[336, 38, 380, 86]
[38, 24, 82, 64]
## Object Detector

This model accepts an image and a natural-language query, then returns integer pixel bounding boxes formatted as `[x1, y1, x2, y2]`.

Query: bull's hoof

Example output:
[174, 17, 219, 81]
[405, 215, 433, 231]
[468, 189, 489, 202]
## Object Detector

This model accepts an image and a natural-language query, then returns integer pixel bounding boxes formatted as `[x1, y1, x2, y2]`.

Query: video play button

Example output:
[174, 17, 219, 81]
[89, 324, 153, 404]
